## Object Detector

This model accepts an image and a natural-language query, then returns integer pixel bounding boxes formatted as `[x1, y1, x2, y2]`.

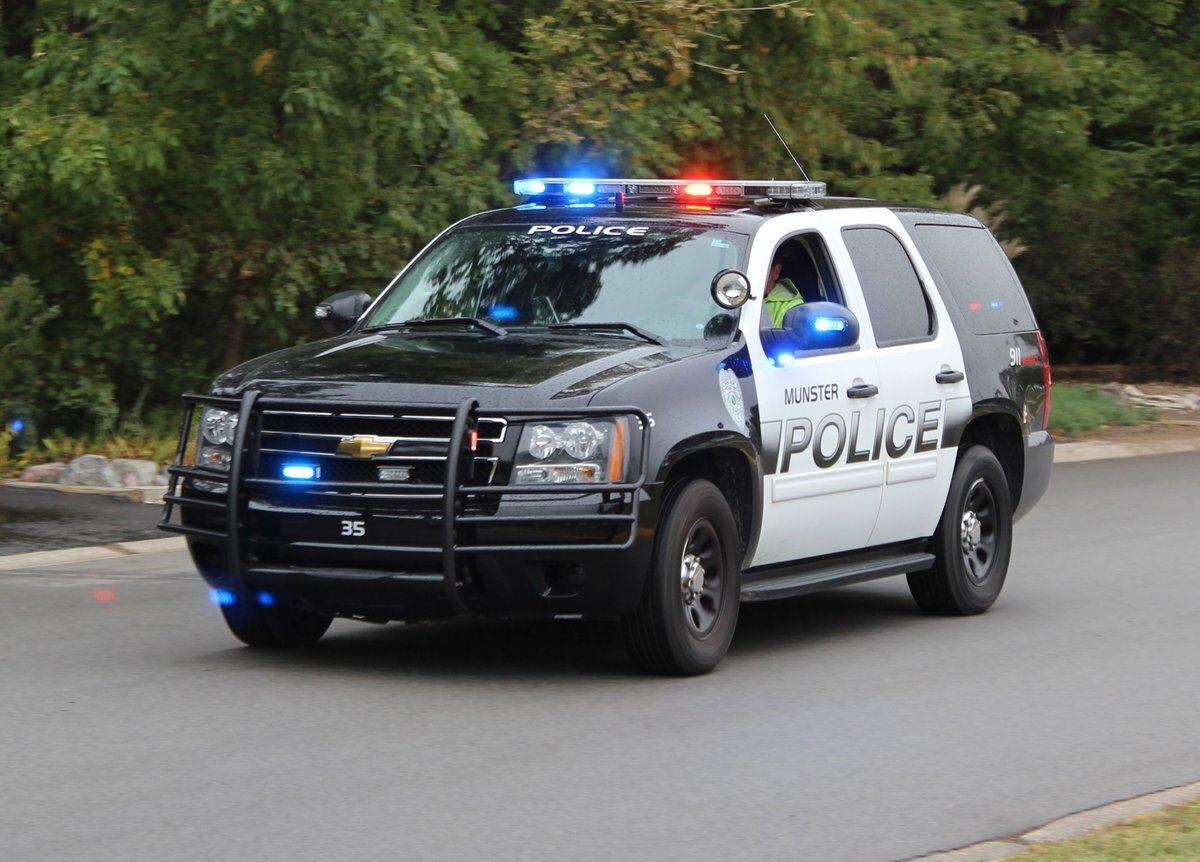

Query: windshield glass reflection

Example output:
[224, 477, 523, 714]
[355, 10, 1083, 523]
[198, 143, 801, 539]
[365, 224, 747, 344]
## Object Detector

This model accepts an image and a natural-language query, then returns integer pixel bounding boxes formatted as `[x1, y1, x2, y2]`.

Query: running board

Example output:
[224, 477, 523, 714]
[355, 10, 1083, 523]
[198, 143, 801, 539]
[741, 543, 935, 602]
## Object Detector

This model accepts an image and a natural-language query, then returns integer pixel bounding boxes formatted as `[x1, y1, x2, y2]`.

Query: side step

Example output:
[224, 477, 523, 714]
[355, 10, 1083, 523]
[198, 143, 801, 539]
[741, 542, 935, 602]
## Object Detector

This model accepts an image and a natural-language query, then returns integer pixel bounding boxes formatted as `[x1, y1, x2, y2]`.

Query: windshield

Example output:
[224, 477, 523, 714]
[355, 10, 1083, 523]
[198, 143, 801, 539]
[364, 221, 748, 344]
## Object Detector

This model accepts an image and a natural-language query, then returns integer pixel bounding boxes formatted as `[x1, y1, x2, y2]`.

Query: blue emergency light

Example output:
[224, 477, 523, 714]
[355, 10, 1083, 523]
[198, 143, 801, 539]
[813, 317, 848, 333]
[209, 588, 236, 606]
[282, 464, 319, 481]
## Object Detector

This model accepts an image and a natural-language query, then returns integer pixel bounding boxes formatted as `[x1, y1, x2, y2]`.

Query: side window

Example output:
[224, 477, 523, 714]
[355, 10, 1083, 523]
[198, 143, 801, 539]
[842, 227, 933, 346]
[762, 233, 843, 329]
[911, 223, 1035, 335]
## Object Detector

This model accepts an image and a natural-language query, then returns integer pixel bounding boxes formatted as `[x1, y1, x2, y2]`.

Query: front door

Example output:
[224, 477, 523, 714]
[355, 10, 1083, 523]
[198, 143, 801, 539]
[747, 218, 885, 567]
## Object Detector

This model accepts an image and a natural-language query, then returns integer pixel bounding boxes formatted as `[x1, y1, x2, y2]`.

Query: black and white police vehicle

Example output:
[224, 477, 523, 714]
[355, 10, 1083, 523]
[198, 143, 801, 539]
[162, 177, 1053, 675]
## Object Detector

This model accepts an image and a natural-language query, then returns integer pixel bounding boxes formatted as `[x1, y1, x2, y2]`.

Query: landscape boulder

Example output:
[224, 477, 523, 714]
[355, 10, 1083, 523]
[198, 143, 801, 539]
[20, 462, 67, 484]
[111, 458, 162, 487]
[60, 454, 122, 488]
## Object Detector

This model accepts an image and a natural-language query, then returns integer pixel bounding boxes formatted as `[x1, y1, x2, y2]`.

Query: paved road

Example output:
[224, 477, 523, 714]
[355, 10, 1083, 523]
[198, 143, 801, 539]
[0, 485, 162, 554]
[1, 455, 1198, 862]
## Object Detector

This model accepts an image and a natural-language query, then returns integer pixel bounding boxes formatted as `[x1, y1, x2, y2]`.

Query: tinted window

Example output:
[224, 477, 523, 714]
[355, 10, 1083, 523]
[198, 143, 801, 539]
[842, 227, 933, 345]
[911, 223, 1034, 335]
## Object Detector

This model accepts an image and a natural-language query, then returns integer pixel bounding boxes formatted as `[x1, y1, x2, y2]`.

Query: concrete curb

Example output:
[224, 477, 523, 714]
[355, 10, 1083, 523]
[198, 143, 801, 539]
[0, 536, 186, 571]
[1053, 437, 1200, 464]
[905, 779, 1200, 861]
[0, 479, 166, 504]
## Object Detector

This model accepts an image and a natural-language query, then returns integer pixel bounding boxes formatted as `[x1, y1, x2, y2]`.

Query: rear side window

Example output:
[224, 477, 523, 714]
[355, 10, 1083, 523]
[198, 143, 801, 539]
[842, 226, 933, 346]
[911, 223, 1034, 335]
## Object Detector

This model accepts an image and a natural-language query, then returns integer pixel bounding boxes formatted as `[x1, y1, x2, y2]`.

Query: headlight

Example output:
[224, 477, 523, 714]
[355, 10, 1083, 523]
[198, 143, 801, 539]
[201, 408, 239, 445]
[513, 418, 627, 485]
[196, 407, 239, 474]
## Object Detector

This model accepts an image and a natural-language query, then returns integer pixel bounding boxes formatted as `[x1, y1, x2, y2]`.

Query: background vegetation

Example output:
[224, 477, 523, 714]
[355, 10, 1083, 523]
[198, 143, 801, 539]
[3, 0, 1199, 437]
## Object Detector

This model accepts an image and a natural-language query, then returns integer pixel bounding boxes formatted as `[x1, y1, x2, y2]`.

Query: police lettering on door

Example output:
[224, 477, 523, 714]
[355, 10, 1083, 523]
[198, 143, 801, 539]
[780, 401, 943, 471]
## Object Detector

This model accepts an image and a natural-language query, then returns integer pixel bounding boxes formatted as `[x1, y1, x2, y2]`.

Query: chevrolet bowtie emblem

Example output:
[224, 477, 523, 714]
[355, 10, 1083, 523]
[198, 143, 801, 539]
[336, 435, 398, 459]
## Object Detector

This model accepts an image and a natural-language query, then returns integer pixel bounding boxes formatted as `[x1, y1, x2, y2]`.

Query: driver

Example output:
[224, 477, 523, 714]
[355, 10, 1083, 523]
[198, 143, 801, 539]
[764, 248, 805, 327]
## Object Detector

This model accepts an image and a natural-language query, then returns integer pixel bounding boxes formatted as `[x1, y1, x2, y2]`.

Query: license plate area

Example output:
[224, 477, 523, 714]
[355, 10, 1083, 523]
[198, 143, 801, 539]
[277, 512, 438, 548]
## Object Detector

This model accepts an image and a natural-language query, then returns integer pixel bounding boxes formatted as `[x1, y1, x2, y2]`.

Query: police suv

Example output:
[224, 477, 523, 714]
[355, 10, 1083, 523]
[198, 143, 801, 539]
[162, 177, 1053, 675]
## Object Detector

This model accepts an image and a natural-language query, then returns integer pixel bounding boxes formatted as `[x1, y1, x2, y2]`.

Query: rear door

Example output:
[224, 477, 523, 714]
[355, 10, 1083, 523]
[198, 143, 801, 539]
[838, 219, 970, 546]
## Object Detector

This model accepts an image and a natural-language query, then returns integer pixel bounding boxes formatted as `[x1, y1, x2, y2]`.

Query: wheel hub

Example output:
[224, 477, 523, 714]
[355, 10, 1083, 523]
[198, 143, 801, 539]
[961, 510, 982, 553]
[680, 553, 705, 604]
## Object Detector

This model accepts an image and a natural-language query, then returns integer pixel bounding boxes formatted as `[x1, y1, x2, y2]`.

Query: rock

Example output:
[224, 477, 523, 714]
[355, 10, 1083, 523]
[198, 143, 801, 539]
[61, 454, 122, 488]
[111, 458, 161, 487]
[20, 462, 67, 484]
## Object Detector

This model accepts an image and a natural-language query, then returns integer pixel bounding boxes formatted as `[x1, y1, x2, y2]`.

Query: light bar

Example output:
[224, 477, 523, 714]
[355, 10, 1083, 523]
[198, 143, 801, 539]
[512, 177, 827, 202]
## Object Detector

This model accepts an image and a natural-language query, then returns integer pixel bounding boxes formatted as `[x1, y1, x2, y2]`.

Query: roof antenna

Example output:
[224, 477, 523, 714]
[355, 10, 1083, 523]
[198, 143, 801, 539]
[763, 113, 810, 181]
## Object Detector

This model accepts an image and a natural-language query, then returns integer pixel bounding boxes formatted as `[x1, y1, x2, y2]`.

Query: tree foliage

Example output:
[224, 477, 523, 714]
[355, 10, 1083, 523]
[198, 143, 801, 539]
[2, 0, 1200, 433]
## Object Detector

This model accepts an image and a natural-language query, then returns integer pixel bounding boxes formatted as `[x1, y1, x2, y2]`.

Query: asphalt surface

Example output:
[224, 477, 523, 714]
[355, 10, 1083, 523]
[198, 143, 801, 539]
[0, 485, 163, 554]
[1, 454, 1199, 862]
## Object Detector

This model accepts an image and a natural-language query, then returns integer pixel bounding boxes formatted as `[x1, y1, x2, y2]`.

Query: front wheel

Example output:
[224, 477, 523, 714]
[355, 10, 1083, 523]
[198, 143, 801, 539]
[620, 479, 741, 675]
[908, 446, 1013, 615]
[220, 600, 333, 647]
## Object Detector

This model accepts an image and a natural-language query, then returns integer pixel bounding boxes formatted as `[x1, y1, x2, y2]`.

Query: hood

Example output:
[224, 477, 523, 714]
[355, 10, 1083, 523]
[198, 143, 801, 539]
[213, 331, 700, 406]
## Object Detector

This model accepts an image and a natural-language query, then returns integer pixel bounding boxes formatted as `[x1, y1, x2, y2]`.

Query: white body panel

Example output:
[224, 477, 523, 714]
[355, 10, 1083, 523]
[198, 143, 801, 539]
[742, 209, 965, 568]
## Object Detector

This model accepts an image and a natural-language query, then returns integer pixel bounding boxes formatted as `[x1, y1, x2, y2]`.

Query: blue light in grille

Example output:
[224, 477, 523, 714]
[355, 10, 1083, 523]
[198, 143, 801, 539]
[282, 464, 319, 481]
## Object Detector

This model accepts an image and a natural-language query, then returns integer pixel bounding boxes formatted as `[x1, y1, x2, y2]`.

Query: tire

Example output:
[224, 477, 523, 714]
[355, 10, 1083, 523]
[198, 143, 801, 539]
[908, 445, 1013, 615]
[620, 479, 741, 675]
[220, 599, 333, 648]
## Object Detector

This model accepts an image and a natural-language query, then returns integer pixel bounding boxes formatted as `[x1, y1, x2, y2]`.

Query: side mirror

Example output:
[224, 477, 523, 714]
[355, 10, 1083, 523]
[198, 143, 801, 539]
[761, 301, 861, 360]
[711, 270, 751, 309]
[315, 290, 372, 335]
[782, 301, 860, 351]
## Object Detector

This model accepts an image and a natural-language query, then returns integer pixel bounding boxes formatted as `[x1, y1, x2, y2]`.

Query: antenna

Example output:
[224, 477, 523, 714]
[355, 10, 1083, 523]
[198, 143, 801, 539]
[763, 113, 810, 181]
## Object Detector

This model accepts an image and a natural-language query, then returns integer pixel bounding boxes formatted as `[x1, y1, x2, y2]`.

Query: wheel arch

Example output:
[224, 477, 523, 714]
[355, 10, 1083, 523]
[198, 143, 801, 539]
[657, 437, 762, 567]
[957, 409, 1024, 510]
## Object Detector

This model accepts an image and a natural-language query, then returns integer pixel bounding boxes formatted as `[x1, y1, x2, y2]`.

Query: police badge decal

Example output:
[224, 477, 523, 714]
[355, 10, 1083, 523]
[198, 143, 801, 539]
[719, 367, 745, 429]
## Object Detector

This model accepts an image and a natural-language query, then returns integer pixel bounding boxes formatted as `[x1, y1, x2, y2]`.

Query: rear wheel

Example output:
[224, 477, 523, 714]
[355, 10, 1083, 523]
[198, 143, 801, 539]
[908, 446, 1013, 615]
[621, 479, 741, 675]
[220, 600, 333, 648]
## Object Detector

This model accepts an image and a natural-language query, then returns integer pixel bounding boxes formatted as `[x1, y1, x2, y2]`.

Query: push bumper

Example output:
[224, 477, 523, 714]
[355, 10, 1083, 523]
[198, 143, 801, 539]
[161, 392, 655, 619]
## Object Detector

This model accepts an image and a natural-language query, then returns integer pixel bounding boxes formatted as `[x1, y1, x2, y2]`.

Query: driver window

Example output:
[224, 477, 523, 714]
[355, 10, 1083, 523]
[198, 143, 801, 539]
[761, 233, 842, 330]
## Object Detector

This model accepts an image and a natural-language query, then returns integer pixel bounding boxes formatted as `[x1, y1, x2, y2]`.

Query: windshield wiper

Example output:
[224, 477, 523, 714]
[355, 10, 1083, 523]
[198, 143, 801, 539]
[364, 317, 508, 337]
[546, 322, 667, 346]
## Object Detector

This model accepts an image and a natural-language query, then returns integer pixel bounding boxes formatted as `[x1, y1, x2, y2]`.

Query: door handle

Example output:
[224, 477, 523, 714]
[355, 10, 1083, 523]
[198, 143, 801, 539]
[935, 369, 965, 384]
[847, 383, 879, 399]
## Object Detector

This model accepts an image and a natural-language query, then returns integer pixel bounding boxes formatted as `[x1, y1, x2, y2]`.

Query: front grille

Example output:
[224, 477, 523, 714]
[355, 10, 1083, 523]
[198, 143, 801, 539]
[259, 411, 506, 442]
[250, 408, 505, 497]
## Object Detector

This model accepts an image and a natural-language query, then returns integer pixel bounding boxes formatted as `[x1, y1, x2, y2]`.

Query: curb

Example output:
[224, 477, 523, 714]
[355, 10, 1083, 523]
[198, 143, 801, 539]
[0, 479, 166, 504]
[0, 536, 186, 571]
[1053, 436, 1200, 464]
[905, 779, 1200, 861]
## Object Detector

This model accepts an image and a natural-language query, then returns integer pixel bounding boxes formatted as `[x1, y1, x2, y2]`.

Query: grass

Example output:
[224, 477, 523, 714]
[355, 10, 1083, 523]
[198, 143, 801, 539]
[1050, 383, 1158, 438]
[1007, 797, 1200, 860]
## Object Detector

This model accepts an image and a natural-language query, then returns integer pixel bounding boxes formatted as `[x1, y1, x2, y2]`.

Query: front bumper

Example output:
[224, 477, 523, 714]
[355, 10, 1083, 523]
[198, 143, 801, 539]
[161, 392, 654, 619]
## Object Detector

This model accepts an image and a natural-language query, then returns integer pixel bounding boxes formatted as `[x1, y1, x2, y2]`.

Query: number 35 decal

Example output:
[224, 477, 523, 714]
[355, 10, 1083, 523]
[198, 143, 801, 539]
[340, 520, 366, 537]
